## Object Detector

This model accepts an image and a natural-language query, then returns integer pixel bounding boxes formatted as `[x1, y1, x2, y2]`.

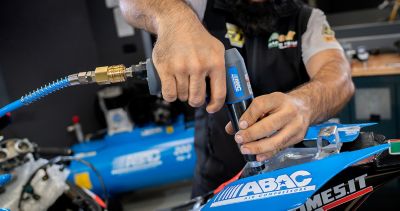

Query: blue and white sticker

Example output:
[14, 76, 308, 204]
[228, 66, 244, 98]
[111, 149, 162, 175]
[211, 170, 315, 207]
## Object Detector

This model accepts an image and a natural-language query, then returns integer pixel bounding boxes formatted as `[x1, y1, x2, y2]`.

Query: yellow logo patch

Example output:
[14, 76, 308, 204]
[322, 24, 336, 42]
[225, 23, 245, 48]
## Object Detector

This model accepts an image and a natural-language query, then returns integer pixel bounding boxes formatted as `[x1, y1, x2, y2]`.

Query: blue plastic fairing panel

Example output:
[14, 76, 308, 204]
[202, 144, 388, 211]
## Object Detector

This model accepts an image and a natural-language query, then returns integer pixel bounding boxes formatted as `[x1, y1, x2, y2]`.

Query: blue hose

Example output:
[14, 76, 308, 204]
[0, 78, 70, 117]
[0, 100, 23, 117]
[0, 174, 12, 187]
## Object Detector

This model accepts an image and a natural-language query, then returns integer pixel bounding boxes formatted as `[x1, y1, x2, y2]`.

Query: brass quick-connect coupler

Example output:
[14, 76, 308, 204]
[95, 64, 128, 85]
[68, 64, 135, 86]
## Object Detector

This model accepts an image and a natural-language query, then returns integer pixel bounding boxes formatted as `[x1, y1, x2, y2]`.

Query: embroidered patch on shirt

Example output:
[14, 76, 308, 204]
[268, 30, 298, 49]
[225, 23, 245, 48]
[322, 23, 336, 42]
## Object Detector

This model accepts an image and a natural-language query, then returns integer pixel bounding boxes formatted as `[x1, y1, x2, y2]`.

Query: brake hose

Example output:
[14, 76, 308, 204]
[0, 64, 141, 117]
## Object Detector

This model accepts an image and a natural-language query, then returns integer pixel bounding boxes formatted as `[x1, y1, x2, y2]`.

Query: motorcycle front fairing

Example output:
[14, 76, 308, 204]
[203, 144, 388, 210]
[192, 123, 400, 211]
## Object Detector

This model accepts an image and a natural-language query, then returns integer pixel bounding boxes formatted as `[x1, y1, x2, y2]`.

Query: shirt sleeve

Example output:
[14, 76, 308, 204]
[185, 0, 207, 21]
[301, 9, 343, 64]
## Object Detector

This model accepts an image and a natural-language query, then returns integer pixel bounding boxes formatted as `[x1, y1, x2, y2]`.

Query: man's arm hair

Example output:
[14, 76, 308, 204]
[289, 49, 355, 124]
[119, 0, 199, 34]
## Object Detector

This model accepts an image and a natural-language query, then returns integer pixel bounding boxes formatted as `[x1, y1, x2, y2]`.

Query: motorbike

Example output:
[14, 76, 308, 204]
[165, 122, 400, 211]
[0, 114, 105, 211]
[0, 55, 399, 210]
[2, 105, 400, 210]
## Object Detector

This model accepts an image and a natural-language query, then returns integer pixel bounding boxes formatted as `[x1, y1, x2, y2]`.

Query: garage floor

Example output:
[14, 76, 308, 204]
[122, 181, 193, 211]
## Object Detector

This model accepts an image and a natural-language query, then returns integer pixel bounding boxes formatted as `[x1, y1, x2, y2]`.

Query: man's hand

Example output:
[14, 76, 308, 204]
[153, 11, 226, 113]
[225, 49, 354, 162]
[120, 0, 226, 113]
[225, 92, 311, 161]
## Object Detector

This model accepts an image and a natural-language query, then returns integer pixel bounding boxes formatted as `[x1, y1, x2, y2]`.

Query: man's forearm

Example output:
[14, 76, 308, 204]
[289, 55, 355, 124]
[119, 0, 198, 34]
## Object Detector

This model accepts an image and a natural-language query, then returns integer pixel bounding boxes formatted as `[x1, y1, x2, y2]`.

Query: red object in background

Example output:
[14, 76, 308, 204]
[72, 115, 80, 124]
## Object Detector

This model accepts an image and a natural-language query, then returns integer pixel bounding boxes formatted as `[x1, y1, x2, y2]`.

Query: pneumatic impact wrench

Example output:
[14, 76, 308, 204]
[0, 48, 265, 176]
[131, 48, 265, 176]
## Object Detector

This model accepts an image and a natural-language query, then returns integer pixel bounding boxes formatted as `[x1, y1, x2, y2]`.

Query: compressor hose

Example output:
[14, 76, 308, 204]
[0, 78, 70, 117]
[0, 64, 135, 118]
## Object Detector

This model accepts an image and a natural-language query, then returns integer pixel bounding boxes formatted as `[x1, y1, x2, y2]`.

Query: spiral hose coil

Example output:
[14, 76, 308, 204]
[0, 63, 131, 117]
[20, 78, 70, 105]
[0, 78, 70, 117]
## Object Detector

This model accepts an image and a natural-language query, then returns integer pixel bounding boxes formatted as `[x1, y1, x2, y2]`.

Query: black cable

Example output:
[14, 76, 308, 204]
[59, 156, 109, 206]
[17, 156, 108, 210]
[18, 162, 51, 209]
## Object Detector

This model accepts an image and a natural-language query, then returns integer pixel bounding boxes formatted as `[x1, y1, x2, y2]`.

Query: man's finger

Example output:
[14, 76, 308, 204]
[256, 151, 277, 162]
[225, 121, 235, 135]
[160, 73, 177, 102]
[175, 74, 189, 101]
[240, 121, 299, 155]
[206, 61, 226, 113]
[238, 95, 280, 130]
[235, 111, 291, 144]
[189, 74, 206, 107]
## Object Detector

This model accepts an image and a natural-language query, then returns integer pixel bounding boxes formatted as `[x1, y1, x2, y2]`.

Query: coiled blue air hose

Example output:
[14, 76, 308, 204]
[0, 78, 70, 117]
[0, 64, 133, 118]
